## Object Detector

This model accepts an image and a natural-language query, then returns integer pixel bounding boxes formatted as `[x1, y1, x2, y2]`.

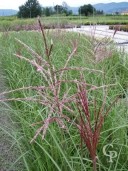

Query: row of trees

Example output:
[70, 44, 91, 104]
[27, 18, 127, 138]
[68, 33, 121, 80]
[42, 5, 72, 17]
[18, 0, 73, 18]
[18, 0, 103, 18]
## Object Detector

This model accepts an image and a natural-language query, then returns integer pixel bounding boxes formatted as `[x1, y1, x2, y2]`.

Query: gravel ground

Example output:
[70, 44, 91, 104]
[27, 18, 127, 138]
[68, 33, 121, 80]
[68, 25, 128, 53]
[0, 68, 22, 171]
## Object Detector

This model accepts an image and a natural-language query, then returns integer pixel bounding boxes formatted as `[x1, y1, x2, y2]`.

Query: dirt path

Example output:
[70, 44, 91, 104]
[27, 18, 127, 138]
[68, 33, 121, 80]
[0, 67, 22, 170]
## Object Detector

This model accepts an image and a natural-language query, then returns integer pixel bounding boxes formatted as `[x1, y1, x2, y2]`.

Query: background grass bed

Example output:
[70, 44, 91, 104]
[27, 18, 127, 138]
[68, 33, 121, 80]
[1, 15, 128, 31]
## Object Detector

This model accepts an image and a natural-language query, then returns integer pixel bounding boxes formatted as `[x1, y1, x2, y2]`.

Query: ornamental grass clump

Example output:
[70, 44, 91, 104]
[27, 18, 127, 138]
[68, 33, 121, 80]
[76, 84, 118, 171]
[0, 18, 118, 171]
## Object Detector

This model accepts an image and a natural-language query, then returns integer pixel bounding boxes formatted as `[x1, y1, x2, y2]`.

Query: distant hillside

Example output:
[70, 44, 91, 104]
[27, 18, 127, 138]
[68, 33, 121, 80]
[70, 2, 128, 15]
[0, 9, 18, 16]
[93, 2, 128, 14]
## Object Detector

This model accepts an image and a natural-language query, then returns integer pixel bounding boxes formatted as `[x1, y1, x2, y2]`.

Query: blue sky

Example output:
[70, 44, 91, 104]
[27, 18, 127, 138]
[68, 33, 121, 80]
[0, 0, 128, 10]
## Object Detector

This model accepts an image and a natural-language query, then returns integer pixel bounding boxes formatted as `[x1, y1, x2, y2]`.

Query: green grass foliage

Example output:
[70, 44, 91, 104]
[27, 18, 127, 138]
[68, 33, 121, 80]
[0, 29, 128, 171]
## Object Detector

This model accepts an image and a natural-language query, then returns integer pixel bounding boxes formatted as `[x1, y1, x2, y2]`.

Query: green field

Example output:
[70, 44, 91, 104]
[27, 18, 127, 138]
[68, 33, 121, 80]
[1, 15, 128, 31]
[0, 18, 128, 171]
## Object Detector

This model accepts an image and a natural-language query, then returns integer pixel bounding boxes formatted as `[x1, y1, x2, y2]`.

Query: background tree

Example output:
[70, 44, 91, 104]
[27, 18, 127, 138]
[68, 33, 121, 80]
[62, 1, 69, 9]
[18, 0, 42, 18]
[79, 4, 96, 16]
[96, 10, 104, 15]
[42, 7, 53, 16]
[54, 3, 72, 16]
[65, 10, 72, 16]
[54, 5, 64, 14]
[62, 1, 72, 16]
